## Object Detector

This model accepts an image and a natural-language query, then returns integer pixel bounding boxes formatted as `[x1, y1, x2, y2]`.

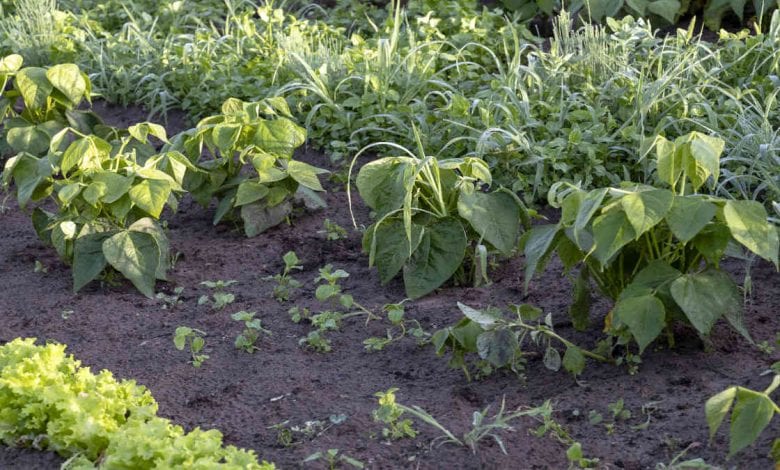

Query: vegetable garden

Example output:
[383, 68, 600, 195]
[0, 0, 779, 468]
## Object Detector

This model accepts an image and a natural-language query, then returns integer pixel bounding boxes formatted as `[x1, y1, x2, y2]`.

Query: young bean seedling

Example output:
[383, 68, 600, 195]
[156, 286, 184, 310]
[263, 251, 303, 302]
[198, 280, 237, 310]
[232, 311, 271, 353]
[363, 302, 429, 352]
[173, 326, 208, 367]
[303, 449, 364, 469]
[318, 218, 348, 241]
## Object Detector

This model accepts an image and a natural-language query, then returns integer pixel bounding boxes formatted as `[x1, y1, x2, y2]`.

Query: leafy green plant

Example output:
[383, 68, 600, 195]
[156, 286, 184, 310]
[432, 303, 609, 381]
[173, 326, 208, 368]
[363, 301, 429, 351]
[232, 311, 271, 353]
[0, 338, 273, 468]
[198, 280, 237, 310]
[176, 97, 328, 237]
[263, 251, 303, 302]
[706, 374, 780, 461]
[303, 448, 364, 469]
[349, 131, 530, 299]
[522, 132, 778, 358]
[373, 388, 419, 440]
[318, 218, 348, 241]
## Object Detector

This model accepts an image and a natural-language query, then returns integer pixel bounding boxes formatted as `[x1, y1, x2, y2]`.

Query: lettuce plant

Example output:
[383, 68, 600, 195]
[0, 338, 274, 469]
[176, 97, 327, 237]
[349, 131, 530, 299]
[522, 132, 779, 354]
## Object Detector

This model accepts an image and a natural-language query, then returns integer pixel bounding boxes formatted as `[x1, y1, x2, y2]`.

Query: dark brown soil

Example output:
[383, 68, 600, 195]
[1, 103, 778, 470]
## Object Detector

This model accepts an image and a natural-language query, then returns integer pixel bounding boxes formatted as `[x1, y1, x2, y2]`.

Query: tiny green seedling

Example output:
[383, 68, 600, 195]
[198, 280, 237, 310]
[264, 251, 303, 302]
[363, 302, 429, 352]
[231, 311, 271, 353]
[33, 260, 47, 273]
[303, 449, 364, 469]
[373, 388, 419, 440]
[173, 326, 208, 367]
[318, 218, 348, 241]
[156, 286, 184, 310]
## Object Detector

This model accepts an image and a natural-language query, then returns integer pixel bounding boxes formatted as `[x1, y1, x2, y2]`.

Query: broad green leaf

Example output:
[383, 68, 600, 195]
[729, 389, 775, 457]
[102, 230, 160, 298]
[365, 218, 423, 284]
[46, 64, 87, 106]
[57, 183, 81, 206]
[15, 67, 52, 110]
[458, 302, 498, 327]
[251, 118, 306, 158]
[73, 232, 115, 292]
[520, 224, 560, 294]
[723, 200, 779, 268]
[670, 270, 742, 336]
[235, 181, 269, 206]
[692, 223, 731, 266]
[666, 196, 716, 243]
[91, 172, 133, 203]
[355, 157, 412, 217]
[458, 189, 520, 254]
[128, 218, 170, 280]
[6, 125, 49, 155]
[684, 132, 725, 191]
[128, 179, 172, 219]
[477, 329, 517, 367]
[241, 200, 292, 237]
[706, 386, 736, 440]
[647, 0, 680, 23]
[60, 137, 91, 175]
[0, 54, 22, 73]
[573, 188, 608, 248]
[83, 182, 107, 206]
[128, 122, 169, 144]
[621, 260, 682, 296]
[212, 123, 241, 151]
[10, 154, 51, 207]
[620, 189, 674, 238]
[287, 160, 327, 192]
[586, 0, 624, 20]
[403, 217, 467, 299]
[592, 210, 636, 266]
[614, 294, 665, 353]
[656, 136, 683, 188]
[563, 346, 586, 376]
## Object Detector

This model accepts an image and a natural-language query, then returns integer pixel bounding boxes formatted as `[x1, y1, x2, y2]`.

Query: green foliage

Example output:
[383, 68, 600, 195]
[173, 326, 208, 368]
[706, 375, 780, 461]
[319, 218, 348, 241]
[0, 338, 273, 468]
[522, 132, 777, 357]
[372, 388, 419, 440]
[351, 134, 529, 299]
[263, 251, 303, 302]
[198, 280, 237, 310]
[303, 448, 364, 469]
[432, 303, 607, 381]
[232, 311, 271, 354]
[176, 97, 327, 237]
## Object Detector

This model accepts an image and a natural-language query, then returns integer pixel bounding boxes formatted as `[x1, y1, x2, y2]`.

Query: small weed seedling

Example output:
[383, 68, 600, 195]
[156, 286, 184, 310]
[198, 280, 237, 310]
[173, 326, 208, 367]
[232, 311, 271, 353]
[297, 265, 380, 352]
[33, 260, 48, 274]
[264, 251, 303, 302]
[270, 414, 347, 448]
[318, 218, 348, 241]
[373, 388, 419, 439]
[303, 449, 364, 469]
[588, 399, 633, 435]
[363, 302, 429, 352]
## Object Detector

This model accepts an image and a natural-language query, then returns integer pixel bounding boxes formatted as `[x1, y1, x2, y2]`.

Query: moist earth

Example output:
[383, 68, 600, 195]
[1, 103, 778, 470]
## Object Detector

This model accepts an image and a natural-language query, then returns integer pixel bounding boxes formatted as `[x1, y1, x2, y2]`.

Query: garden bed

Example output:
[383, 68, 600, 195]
[1, 103, 778, 470]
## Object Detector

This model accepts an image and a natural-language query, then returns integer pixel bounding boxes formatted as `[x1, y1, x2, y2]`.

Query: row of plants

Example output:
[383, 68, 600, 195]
[1, 1, 777, 210]
[1, 57, 330, 297]
[0, 338, 274, 468]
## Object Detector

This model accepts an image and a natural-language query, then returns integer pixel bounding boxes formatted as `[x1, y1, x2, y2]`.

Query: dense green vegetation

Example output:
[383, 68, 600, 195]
[0, 0, 778, 467]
